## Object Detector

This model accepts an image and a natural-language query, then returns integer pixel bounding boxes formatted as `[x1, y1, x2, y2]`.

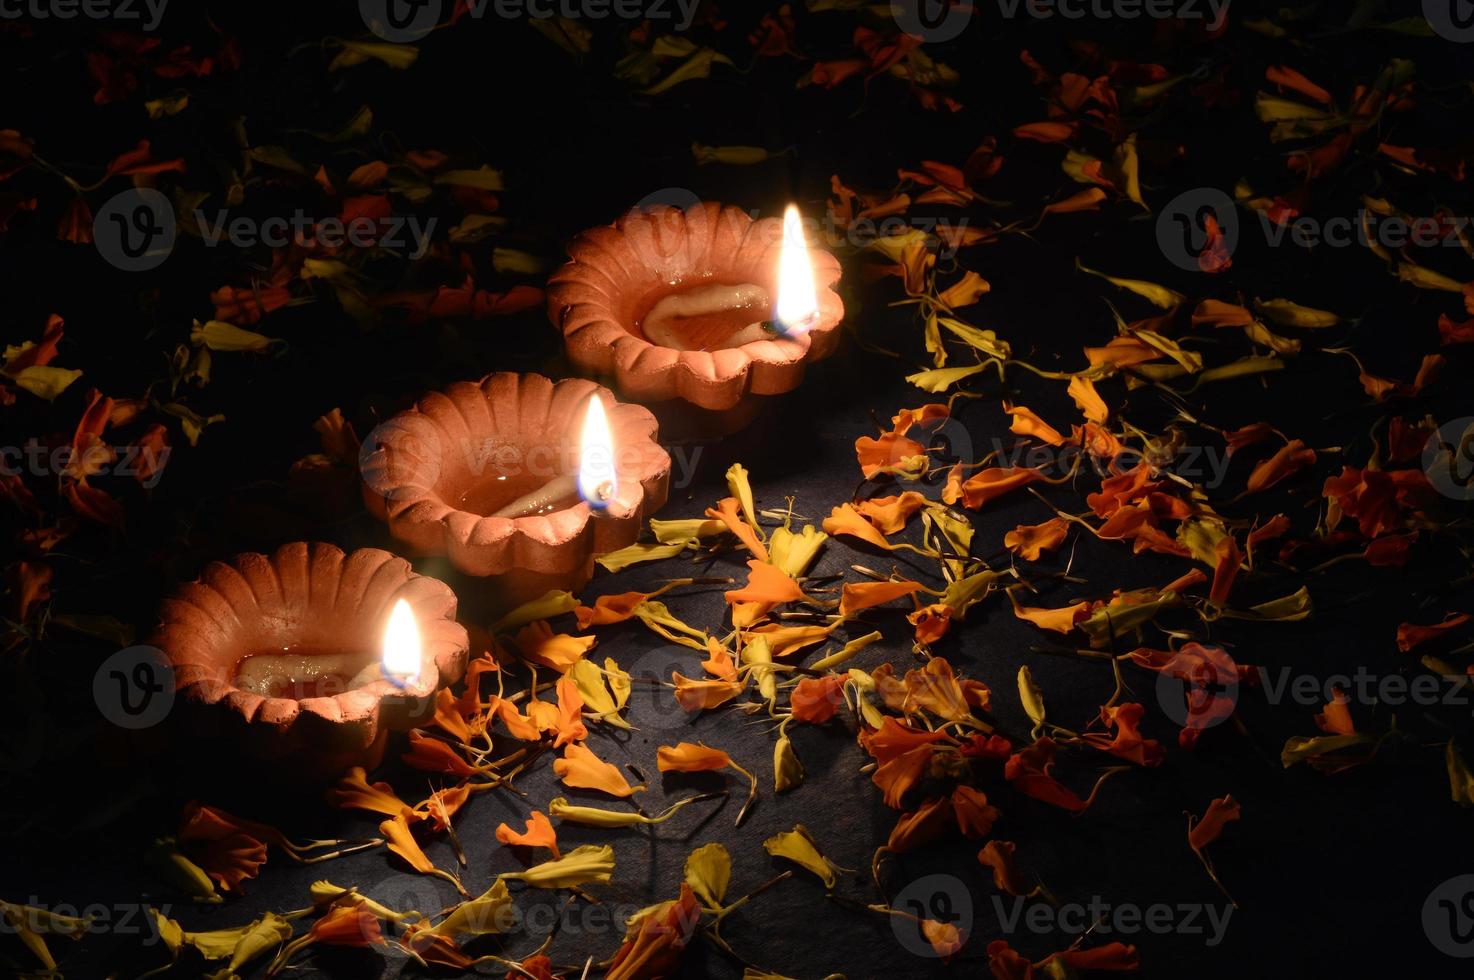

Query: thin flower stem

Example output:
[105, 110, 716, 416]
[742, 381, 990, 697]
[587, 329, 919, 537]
[729, 761, 758, 827]
[293, 838, 384, 864]
[712, 870, 793, 922]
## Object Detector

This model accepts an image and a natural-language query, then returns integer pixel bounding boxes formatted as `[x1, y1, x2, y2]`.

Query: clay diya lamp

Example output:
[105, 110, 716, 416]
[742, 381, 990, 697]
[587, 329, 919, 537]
[359, 372, 670, 611]
[152, 542, 469, 778]
[547, 202, 844, 439]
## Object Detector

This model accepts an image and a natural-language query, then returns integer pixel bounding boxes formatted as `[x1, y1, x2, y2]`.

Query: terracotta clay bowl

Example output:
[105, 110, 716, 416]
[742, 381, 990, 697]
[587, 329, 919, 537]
[359, 372, 670, 609]
[546, 202, 844, 432]
[152, 542, 469, 775]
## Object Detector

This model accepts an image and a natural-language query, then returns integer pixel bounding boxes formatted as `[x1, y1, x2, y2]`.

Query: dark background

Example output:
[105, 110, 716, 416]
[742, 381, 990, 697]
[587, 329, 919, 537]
[3, 1, 1474, 977]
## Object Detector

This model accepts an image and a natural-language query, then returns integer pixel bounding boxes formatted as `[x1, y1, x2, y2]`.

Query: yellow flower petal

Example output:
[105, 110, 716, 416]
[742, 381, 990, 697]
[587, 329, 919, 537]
[762, 824, 841, 889]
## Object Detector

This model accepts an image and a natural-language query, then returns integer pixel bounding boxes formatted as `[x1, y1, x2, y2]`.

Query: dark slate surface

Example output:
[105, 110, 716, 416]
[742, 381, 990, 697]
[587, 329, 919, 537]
[3, 4, 1473, 978]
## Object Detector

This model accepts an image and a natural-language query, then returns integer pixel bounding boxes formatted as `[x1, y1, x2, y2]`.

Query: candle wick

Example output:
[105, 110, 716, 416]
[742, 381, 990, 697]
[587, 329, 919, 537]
[767, 310, 819, 337]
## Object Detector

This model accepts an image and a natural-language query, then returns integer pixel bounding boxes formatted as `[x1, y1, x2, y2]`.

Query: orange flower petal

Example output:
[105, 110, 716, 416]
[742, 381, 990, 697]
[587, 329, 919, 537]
[701, 638, 738, 681]
[656, 741, 732, 773]
[823, 502, 897, 550]
[402, 730, 483, 776]
[790, 674, 846, 724]
[1010, 595, 1091, 633]
[1067, 375, 1109, 424]
[976, 840, 1031, 895]
[705, 496, 768, 560]
[908, 602, 955, 644]
[937, 270, 990, 309]
[1003, 517, 1070, 561]
[513, 621, 597, 673]
[1005, 405, 1065, 446]
[496, 810, 560, 858]
[1396, 612, 1471, 653]
[380, 812, 439, 876]
[854, 491, 929, 534]
[1209, 535, 1243, 606]
[309, 906, 384, 947]
[328, 767, 411, 817]
[956, 467, 1043, 509]
[575, 591, 652, 629]
[950, 786, 1000, 838]
[553, 674, 588, 748]
[432, 688, 474, 743]
[921, 918, 964, 960]
[1245, 439, 1316, 494]
[491, 697, 543, 742]
[724, 559, 808, 606]
[671, 672, 745, 711]
[415, 783, 473, 833]
[855, 431, 928, 479]
[554, 742, 637, 797]
[871, 744, 934, 808]
[887, 797, 952, 852]
[1187, 794, 1240, 851]
[839, 579, 923, 618]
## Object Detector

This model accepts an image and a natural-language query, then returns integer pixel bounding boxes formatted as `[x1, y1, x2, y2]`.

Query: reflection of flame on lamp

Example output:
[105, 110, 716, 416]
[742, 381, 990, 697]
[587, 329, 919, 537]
[577, 395, 617, 508]
[775, 204, 820, 335]
[381, 598, 421, 686]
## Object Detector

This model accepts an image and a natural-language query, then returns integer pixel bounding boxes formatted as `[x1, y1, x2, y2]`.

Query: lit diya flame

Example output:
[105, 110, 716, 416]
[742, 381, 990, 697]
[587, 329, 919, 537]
[381, 598, 421, 686]
[638, 204, 821, 350]
[774, 203, 820, 335]
[577, 394, 617, 508]
[489, 393, 620, 519]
